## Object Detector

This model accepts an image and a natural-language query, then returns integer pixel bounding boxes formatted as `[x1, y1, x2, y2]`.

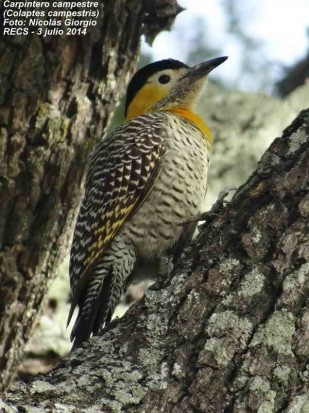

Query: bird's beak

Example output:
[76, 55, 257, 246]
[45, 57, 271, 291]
[184, 56, 228, 80]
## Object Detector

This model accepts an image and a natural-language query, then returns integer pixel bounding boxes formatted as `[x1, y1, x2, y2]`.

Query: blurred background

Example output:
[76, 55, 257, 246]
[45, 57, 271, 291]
[142, 0, 309, 94]
[18, 0, 309, 380]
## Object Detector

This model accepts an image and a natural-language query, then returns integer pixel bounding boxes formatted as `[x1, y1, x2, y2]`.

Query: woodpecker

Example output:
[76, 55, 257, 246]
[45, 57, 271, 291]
[68, 56, 228, 348]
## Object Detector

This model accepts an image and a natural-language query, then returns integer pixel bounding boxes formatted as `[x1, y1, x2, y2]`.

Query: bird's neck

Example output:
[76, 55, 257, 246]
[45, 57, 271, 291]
[163, 107, 213, 143]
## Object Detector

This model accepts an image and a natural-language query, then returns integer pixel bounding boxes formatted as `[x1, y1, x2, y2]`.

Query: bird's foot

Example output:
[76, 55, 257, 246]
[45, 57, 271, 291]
[180, 187, 237, 229]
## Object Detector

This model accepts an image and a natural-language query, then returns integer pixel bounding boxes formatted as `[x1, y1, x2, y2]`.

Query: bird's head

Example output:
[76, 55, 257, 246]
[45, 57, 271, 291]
[125, 57, 228, 121]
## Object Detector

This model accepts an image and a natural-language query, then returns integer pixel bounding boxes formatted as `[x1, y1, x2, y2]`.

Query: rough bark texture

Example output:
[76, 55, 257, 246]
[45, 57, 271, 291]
[0, 0, 181, 391]
[1, 109, 308, 412]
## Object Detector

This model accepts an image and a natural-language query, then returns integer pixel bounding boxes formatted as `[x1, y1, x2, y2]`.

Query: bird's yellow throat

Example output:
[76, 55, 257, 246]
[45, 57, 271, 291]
[126, 84, 165, 122]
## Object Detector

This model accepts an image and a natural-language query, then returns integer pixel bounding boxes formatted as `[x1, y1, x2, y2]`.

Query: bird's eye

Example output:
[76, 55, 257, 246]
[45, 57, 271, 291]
[158, 74, 171, 84]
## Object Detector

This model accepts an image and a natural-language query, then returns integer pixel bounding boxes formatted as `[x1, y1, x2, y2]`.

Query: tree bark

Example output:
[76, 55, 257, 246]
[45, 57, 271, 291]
[0, 0, 181, 391]
[1, 109, 308, 412]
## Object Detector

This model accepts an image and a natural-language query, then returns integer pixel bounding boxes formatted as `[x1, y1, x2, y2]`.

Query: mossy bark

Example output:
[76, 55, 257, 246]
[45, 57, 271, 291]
[1, 109, 308, 412]
[0, 0, 181, 391]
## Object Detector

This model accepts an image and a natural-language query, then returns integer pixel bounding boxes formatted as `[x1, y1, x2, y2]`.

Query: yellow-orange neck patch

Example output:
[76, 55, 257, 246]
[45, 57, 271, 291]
[164, 107, 213, 143]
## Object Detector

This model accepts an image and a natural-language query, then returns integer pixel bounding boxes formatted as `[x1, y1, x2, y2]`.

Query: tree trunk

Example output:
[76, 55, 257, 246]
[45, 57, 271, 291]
[0, 0, 181, 391]
[1, 109, 308, 412]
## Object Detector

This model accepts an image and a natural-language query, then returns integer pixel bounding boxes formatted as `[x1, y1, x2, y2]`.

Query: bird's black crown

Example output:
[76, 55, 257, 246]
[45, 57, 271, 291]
[125, 59, 188, 117]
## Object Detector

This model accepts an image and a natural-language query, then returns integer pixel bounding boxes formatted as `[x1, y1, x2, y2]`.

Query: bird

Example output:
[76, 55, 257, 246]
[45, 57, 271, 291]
[67, 56, 228, 349]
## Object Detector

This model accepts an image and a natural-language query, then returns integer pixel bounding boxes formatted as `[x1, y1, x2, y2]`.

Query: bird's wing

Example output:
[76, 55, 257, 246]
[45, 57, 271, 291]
[68, 115, 166, 324]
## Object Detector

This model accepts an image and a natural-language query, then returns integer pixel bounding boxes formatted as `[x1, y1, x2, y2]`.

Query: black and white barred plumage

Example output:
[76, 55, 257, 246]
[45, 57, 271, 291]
[68, 112, 210, 348]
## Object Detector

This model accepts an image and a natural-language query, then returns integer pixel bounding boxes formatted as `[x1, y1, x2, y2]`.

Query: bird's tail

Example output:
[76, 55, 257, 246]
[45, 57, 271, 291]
[70, 262, 112, 350]
[70, 245, 136, 350]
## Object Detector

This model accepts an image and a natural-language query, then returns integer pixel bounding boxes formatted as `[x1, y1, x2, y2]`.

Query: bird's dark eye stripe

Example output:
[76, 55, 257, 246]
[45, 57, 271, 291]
[159, 74, 171, 84]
